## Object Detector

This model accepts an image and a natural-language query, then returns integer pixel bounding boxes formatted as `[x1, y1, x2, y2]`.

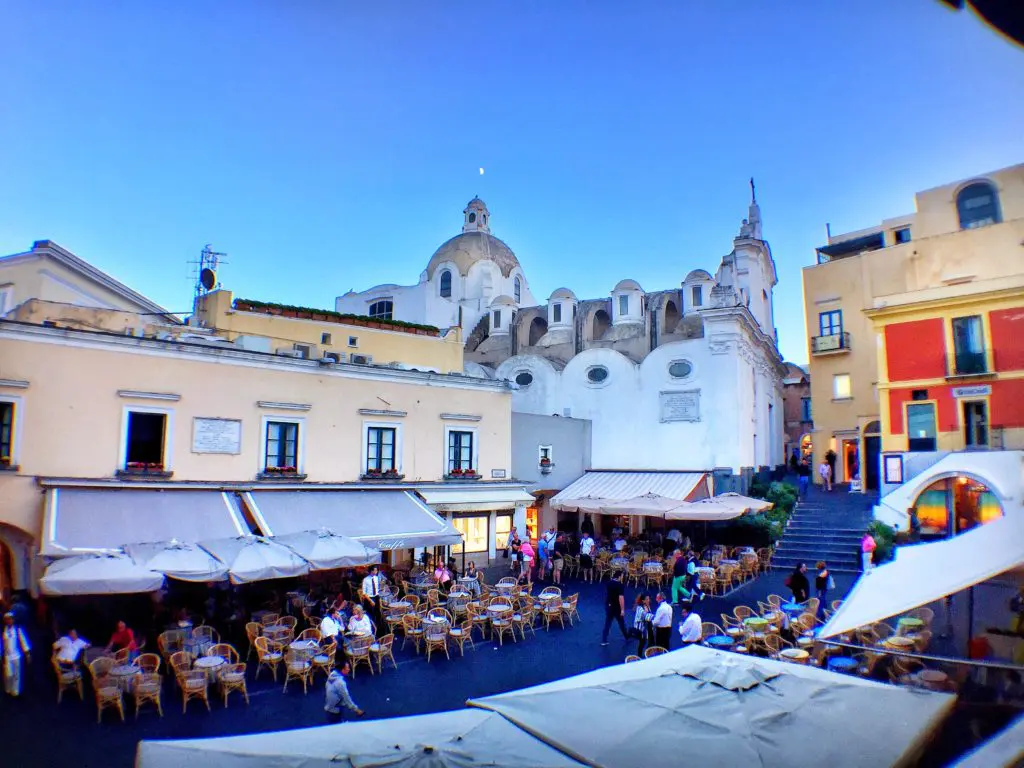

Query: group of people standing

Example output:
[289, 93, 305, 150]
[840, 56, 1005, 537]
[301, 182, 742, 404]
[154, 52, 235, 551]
[506, 526, 566, 585]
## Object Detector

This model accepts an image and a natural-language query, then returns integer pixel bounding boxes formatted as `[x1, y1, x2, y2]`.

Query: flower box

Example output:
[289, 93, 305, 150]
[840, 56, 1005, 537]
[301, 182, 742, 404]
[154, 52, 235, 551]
[0, 456, 17, 472]
[118, 463, 173, 480]
[257, 469, 307, 481]
[360, 471, 405, 482]
[445, 469, 481, 481]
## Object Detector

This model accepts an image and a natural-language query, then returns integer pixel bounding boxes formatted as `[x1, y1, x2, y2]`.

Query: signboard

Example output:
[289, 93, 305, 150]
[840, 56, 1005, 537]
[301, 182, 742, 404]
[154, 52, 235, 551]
[951, 385, 991, 399]
[814, 334, 844, 352]
[491, 469, 507, 479]
[660, 390, 700, 423]
[883, 455, 903, 485]
[192, 418, 242, 455]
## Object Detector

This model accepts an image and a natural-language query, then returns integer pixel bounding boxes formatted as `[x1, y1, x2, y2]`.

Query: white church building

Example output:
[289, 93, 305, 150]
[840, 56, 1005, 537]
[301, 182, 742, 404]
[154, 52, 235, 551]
[337, 195, 787, 486]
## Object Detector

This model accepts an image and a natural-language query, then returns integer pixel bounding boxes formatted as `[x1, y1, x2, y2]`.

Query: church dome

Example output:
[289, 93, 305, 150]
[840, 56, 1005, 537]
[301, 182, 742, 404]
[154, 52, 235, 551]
[685, 269, 713, 282]
[426, 198, 522, 280]
[549, 287, 577, 301]
[614, 278, 643, 292]
[489, 294, 517, 308]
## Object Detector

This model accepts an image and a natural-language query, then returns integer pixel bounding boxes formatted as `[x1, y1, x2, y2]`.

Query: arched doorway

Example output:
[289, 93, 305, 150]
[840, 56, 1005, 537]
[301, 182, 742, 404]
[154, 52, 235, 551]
[800, 433, 813, 462]
[0, 524, 34, 602]
[592, 309, 611, 340]
[862, 420, 881, 491]
[528, 317, 548, 346]
[663, 300, 680, 334]
[911, 475, 1002, 538]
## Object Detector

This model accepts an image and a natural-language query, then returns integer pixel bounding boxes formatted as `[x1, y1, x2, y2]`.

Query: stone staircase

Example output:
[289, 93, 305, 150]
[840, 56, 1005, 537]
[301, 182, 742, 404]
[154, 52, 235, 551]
[772, 485, 876, 573]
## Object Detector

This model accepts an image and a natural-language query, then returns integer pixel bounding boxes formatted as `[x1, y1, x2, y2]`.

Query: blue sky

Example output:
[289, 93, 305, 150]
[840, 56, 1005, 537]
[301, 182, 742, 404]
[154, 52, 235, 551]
[1, 2, 1021, 363]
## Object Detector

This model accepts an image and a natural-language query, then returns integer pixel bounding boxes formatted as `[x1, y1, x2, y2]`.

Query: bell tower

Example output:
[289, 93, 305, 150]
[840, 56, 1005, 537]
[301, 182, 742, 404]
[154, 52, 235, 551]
[462, 197, 491, 234]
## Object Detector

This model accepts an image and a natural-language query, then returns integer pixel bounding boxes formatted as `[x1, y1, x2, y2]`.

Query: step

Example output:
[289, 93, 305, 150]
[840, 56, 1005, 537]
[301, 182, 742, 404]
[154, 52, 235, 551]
[774, 545, 863, 559]
[771, 558, 861, 574]
[786, 524, 868, 535]
[782, 532, 863, 544]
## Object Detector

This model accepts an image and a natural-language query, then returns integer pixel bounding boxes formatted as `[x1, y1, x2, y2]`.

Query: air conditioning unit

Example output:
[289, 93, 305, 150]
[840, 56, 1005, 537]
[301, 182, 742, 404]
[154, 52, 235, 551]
[350, 354, 373, 365]
[275, 348, 304, 359]
[319, 353, 342, 365]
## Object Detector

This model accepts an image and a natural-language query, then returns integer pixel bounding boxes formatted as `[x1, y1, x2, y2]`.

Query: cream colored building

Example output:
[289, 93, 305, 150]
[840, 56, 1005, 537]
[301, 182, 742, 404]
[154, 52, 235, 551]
[0, 306, 528, 596]
[802, 163, 1024, 491]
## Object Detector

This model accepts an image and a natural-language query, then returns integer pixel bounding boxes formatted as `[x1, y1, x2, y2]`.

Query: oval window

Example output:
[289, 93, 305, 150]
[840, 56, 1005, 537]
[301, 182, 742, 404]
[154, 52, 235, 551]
[668, 360, 693, 378]
[587, 366, 609, 383]
[515, 371, 534, 387]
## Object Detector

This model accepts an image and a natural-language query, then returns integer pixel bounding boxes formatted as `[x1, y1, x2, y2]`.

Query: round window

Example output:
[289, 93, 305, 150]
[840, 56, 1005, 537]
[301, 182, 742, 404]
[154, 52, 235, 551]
[515, 371, 534, 387]
[587, 366, 609, 383]
[668, 360, 693, 378]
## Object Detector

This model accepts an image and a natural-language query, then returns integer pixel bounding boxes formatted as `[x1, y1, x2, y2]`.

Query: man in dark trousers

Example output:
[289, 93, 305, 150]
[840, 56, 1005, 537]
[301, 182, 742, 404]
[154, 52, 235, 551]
[600, 572, 628, 646]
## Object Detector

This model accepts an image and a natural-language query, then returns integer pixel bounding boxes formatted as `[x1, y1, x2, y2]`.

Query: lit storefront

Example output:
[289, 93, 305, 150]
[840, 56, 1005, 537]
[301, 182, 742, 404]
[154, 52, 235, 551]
[911, 475, 1003, 538]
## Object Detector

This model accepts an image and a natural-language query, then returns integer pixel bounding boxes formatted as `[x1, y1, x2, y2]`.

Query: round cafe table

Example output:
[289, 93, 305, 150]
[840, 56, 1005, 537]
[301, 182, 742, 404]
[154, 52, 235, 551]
[486, 604, 512, 617]
[828, 657, 859, 674]
[289, 639, 320, 653]
[781, 602, 805, 616]
[882, 636, 916, 651]
[897, 617, 925, 634]
[705, 635, 734, 649]
[193, 655, 225, 682]
[778, 648, 810, 664]
[743, 617, 770, 632]
[914, 669, 949, 690]
[110, 664, 139, 692]
[719, 559, 739, 567]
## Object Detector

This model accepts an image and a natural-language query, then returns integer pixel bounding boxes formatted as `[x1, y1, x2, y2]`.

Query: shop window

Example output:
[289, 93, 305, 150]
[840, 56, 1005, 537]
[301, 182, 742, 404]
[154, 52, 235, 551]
[911, 476, 1002, 538]
[906, 403, 937, 452]
[125, 411, 167, 469]
[495, 515, 512, 551]
[452, 516, 488, 554]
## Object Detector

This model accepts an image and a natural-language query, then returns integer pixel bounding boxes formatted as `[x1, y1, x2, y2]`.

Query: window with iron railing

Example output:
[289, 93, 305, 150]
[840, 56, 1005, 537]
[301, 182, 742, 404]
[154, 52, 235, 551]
[950, 316, 987, 375]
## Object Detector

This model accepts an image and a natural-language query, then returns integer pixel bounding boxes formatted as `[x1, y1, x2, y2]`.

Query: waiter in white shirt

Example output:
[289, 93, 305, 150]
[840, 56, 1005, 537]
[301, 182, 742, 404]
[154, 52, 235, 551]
[651, 593, 674, 649]
[361, 565, 383, 634]
[2, 612, 31, 697]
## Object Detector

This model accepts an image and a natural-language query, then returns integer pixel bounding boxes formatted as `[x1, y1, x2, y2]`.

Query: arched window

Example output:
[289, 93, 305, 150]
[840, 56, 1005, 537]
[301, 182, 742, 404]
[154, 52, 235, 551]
[468, 211, 476, 223]
[368, 300, 393, 320]
[957, 182, 1001, 230]
[440, 270, 452, 298]
[592, 309, 611, 340]
[528, 317, 548, 346]
[663, 300, 680, 334]
[911, 476, 1002, 538]
[514, 276, 521, 303]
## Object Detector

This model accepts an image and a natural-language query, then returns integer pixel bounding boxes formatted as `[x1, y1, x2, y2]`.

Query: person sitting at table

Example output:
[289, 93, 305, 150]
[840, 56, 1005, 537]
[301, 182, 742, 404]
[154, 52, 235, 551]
[104, 620, 138, 658]
[786, 563, 810, 604]
[434, 563, 454, 590]
[446, 556, 459, 580]
[678, 602, 702, 648]
[53, 628, 90, 668]
[463, 562, 482, 595]
[347, 605, 374, 636]
[320, 609, 344, 641]
[612, 534, 627, 553]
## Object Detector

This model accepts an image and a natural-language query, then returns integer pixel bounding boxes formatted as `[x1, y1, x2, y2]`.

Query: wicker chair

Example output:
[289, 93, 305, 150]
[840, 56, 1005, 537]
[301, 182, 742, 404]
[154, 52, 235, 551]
[112, 647, 132, 665]
[766, 594, 784, 610]
[259, 613, 281, 628]
[427, 607, 454, 624]
[180, 670, 210, 712]
[208, 643, 240, 666]
[448, 621, 475, 656]
[278, 615, 299, 631]
[624, 655, 641, 664]
[644, 646, 668, 658]
[133, 672, 163, 719]
[157, 630, 184, 663]
[733, 605, 755, 622]
[701, 622, 724, 639]
[282, 648, 313, 693]
[90, 655, 116, 680]
[51, 655, 84, 703]
[298, 628, 322, 643]
[513, 599, 537, 640]
[467, 604, 490, 641]
[94, 674, 125, 723]
[491, 607, 516, 645]
[542, 598, 564, 632]
[254, 637, 283, 681]
[424, 619, 451, 661]
[401, 614, 425, 653]
[192, 624, 219, 651]
[219, 663, 249, 707]
[347, 634, 375, 677]
[561, 594, 580, 627]
[311, 641, 337, 679]
[370, 634, 397, 671]
[136, 652, 161, 675]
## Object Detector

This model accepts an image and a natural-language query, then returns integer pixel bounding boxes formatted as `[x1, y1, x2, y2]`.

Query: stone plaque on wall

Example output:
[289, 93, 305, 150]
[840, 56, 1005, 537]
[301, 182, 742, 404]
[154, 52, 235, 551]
[192, 417, 242, 454]
[660, 390, 700, 423]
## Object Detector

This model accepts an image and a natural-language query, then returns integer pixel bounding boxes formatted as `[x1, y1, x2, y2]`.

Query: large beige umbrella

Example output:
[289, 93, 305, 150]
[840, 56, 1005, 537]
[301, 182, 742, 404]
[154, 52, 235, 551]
[598, 493, 691, 517]
[664, 497, 746, 522]
[552, 496, 612, 514]
[713, 492, 773, 513]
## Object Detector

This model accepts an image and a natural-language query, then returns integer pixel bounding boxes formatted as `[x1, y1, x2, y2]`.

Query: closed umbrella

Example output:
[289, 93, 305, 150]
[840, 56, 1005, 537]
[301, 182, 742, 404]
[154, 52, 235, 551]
[274, 528, 381, 571]
[125, 540, 229, 582]
[199, 536, 310, 584]
[40, 553, 165, 596]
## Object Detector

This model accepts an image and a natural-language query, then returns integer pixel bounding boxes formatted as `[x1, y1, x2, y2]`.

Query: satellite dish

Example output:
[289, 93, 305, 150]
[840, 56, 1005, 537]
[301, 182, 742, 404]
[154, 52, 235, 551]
[200, 268, 216, 291]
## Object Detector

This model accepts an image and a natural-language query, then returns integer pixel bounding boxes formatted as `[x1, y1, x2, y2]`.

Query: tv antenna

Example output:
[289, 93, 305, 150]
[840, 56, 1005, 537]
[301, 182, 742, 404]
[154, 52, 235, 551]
[189, 244, 228, 310]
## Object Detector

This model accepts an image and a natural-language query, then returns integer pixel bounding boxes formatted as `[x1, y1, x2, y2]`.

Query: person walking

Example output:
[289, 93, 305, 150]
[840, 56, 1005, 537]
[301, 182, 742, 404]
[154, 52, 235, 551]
[600, 572, 628, 646]
[2, 612, 31, 697]
[861, 532, 877, 573]
[818, 459, 833, 492]
[324, 660, 364, 723]
[579, 530, 596, 584]
[550, 540, 564, 587]
[519, 538, 535, 585]
[670, 549, 688, 604]
[814, 561, 833, 621]
[629, 595, 653, 657]
[798, 461, 811, 498]
[786, 562, 810, 604]
[651, 592, 674, 650]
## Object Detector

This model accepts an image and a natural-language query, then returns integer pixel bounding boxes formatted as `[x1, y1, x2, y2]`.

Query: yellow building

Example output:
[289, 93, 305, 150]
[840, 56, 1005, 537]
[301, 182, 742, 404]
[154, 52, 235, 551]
[802, 163, 1024, 490]
[0, 304, 527, 598]
[193, 289, 464, 374]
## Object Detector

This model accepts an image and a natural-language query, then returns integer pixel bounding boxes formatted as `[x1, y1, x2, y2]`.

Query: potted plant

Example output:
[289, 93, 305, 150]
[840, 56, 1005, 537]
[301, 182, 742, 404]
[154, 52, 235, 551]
[0, 455, 11, 468]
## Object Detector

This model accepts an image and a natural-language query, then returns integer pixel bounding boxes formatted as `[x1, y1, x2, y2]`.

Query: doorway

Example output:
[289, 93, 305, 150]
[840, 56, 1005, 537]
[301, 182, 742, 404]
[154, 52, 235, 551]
[841, 439, 859, 484]
[963, 401, 988, 448]
[862, 421, 881, 491]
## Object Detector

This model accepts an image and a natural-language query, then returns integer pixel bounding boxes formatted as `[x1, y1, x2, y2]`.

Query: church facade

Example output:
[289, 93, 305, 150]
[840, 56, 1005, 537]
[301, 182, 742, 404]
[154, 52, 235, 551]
[337, 196, 787, 480]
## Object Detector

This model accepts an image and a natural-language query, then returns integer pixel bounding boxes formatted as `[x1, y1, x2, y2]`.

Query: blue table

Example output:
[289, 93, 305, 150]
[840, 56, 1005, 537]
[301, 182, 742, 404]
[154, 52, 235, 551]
[781, 602, 805, 615]
[828, 657, 858, 674]
[706, 635, 734, 649]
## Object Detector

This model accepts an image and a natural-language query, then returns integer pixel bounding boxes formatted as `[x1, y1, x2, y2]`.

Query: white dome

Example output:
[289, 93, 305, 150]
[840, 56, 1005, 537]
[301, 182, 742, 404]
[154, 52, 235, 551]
[490, 294, 517, 308]
[549, 287, 577, 301]
[613, 278, 643, 292]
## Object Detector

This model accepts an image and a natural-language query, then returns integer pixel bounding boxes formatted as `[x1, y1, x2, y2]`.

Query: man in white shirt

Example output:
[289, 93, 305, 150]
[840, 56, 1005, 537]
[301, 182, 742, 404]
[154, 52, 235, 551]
[651, 593, 674, 649]
[347, 605, 373, 636]
[53, 628, 90, 667]
[612, 535, 627, 553]
[361, 565, 383, 633]
[677, 602, 702, 647]
[2, 612, 31, 697]
[666, 529, 682, 545]
[319, 610, 343, 640]
[579, 532, 596, 583]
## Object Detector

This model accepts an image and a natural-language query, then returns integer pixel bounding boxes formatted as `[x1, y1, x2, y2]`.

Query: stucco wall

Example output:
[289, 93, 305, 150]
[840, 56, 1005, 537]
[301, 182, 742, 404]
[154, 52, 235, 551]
[0, 252, 155, 314]
[511, 412, 592, 492]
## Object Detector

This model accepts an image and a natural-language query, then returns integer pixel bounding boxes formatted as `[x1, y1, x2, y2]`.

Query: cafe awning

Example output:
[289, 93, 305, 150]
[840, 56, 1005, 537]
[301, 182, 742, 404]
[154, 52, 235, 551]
[244, 490, 462, 551]
[820, 511, 1024, 639]
[41, 488, 249, 557]
[551, 471, 708, 513]
[418, 487, 535, 513]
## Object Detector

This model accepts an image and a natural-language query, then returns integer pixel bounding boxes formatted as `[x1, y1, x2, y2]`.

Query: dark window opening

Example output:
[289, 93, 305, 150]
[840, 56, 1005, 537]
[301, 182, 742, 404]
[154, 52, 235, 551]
[552, 303, 562, 323]
[0, 402, 13, 461]
[691, 286, 702, 307]
[894, 227, 911, 244]
[265, 421, 298, 470]
[957, 182, 1001, 230]
[126, 412, 166, 467]
[448, 431, 474, 473]
[440, 270, 452, 298]
[951, 315, 986, 374]
[369, 300, 393, 320]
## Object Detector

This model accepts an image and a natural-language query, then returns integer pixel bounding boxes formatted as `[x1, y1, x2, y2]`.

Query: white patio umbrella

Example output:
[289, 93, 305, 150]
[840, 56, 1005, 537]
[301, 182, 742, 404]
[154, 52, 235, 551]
[199, 536, 310, 585]
[663, 497, 747, 522]
[40, 553, 165, 596]
[273, 528, 381, 571]
[713, 492, 773, 513]
[125, 540, 229, 583]
[598, 493, 691, 517]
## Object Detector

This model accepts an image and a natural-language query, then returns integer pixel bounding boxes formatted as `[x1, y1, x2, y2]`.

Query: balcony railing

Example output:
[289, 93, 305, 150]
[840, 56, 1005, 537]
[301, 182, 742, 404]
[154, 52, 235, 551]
[947, 349, 989, 377]
[811, 332, 851, 355]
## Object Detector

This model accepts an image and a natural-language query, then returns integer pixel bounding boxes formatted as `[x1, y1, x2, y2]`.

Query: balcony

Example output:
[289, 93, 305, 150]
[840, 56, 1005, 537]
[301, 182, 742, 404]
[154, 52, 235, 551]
[811, 332, 851, 355]
[947, 350, 991, 379]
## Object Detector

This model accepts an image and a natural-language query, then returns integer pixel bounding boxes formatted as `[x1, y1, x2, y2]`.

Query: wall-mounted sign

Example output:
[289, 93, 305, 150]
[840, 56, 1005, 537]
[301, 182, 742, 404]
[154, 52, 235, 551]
[660, 390, 700, 423]
[951, 385, 992, 399]
[883, 454, 903, 485]
[491, 469, 507, 479]
[192, 417, 242, 455]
